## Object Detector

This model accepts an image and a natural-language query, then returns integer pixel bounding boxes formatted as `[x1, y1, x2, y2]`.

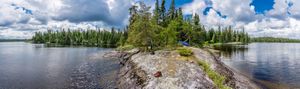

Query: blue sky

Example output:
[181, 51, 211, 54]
[0, 0, 300, 39]
[166, 0, 193, 8]
[178, 0, 276, 16]
[250, 0, 275, 14]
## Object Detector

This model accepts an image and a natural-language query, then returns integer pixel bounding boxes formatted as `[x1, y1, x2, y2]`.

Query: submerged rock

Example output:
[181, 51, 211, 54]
[117, 48, 261, 89]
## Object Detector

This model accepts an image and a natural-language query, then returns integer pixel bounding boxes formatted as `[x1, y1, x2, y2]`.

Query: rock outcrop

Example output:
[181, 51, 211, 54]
[116, 48, 260, 89]
[191, 48, 260, 89]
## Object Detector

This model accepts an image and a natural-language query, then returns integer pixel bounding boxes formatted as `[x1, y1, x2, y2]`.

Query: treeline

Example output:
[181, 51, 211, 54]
[0, 39, 28, 42]
[205, 27, 250, 44]
[124, 0, 250, 51]
[251, 37, 300, 43]
[31, 0, 250, 49]
[32, 28, 126, 48]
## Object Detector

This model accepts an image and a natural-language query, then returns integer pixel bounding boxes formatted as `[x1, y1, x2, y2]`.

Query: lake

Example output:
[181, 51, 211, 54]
[217, 43, 300, 88]
[0, 42, 120, 89]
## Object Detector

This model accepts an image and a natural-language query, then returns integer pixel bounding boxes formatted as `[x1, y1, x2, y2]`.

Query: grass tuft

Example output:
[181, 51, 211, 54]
[197, 60, 231, 89]
[116, 45, 135, 51]
[177, 47, 193, 57]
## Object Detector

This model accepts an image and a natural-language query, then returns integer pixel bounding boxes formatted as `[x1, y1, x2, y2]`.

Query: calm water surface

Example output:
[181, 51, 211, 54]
[218, 43, 300, 88]
[0, 42, 120, 89]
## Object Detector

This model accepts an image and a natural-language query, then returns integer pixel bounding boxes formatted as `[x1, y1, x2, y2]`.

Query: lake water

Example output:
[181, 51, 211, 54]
[0, 42, 120, 89]
[217, 43, 300, 88]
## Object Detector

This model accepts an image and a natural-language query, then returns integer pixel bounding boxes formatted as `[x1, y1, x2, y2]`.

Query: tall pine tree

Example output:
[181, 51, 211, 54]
[193, 13, 200, 26]
[167, 0, 176, 22]
[160, 0, 166, 27]
[153, 0, 160, 25]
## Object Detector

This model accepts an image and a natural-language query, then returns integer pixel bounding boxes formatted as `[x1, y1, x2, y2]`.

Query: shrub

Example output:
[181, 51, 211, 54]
[203, 41, 210, 47]
[116, 45, 135, 51]
[177, 47, 193, 56]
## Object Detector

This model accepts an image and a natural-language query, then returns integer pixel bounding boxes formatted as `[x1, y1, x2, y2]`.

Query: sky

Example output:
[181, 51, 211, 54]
[0, 0, 300, 39]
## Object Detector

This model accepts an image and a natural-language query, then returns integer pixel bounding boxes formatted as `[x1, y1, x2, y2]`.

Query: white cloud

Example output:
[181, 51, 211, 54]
[0, 29, 34, 39]
[0, 0, 134, 39]
[289, 0, 300, 19]
[0, 1, 31, 26]
[266, 0, 289, 20]
[204, 9, 232, 26]
[182, 0, 206, 15]
[182, 0, 300, 39]
[2, 0, 300, 39]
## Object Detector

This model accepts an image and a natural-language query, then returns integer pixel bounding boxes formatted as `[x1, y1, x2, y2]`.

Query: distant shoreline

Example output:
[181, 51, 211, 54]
[0, 39, 28, 42]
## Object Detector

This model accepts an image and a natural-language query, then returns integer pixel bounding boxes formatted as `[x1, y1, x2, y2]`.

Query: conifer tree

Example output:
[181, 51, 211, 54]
[160, 0, 166, 27]
[127, 3, 157, 51]
[32, 0, 253, 49]
[153, 0, 160, 25]
[163, 20, 179, 47]
[167, 0, 176, 22]
[177, 8, 184, 24]
[193, 13, 200, 26]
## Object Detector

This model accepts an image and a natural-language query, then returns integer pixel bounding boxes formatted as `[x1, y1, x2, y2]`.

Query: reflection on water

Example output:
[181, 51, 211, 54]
[218, 43, 300, 88]
[213, 44, 249, 58]
[0, 42, 119, 89]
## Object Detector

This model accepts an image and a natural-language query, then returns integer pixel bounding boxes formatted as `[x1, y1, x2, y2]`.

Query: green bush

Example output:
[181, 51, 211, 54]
[177, 47, 193, 56]
[203, 41, 210, 47]
[116, 45, 135, 51]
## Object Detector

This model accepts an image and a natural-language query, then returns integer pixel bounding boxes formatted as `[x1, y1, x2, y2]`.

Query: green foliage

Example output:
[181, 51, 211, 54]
[190, 14, 205, 46]
[127, 3, 157, 51]
[126, 1, 251, 50]
[197, 60, 231, 89]
[32, 0, 252, 50]
[177, 47, 193, 57]
[203, 41, 210, 47]
[153, 0, 160, 25]
[177, 8, 184, 24]
[193, 13, 200, 26]
[32, 28, 125, 48]
[116, 45, 135, 51]
[162, 20, 179, 47]
[251, 37, 300, 43]
[167, 0, 176, 23]
[160, 0, 167, 27]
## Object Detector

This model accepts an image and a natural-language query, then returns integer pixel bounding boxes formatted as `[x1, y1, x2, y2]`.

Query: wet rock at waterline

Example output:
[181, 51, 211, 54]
[191, 48, 260, 89]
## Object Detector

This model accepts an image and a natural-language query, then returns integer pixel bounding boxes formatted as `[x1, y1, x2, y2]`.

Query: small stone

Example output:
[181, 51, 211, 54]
[190, 61, 194, 63]
[150, 51, 155, 55]
[154, 71, 162, 77]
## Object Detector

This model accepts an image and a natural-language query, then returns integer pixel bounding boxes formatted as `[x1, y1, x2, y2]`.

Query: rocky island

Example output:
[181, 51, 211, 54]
[106, 47, 260, 89]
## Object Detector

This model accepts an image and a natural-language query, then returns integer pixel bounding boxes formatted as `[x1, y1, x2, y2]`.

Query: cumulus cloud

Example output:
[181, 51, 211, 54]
[0, 2, 31, 26]
[52, 0, 110, 22]
[2, 0, 300, 39]
[0, 0, 134, 39]
[0, 29, 34, 39]
[182, 0, 206, 15]
[182, 0, 258, 26]
[289, 0, 300, 19]
[182, 0, 300, 38]
[266, 0, 289, 20]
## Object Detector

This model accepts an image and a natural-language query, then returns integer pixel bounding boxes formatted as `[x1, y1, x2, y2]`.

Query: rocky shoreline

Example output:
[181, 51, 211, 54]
[107, 47, 261, 89]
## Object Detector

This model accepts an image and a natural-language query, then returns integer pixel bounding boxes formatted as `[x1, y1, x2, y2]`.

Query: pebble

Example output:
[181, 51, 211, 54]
[154, 71, 162, 77]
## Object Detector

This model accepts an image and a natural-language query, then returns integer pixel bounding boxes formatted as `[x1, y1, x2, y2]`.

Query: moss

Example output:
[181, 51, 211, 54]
[197, 60, 231, 89]
[177, 47, 193, 57]
[116, 45, 135, 51]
